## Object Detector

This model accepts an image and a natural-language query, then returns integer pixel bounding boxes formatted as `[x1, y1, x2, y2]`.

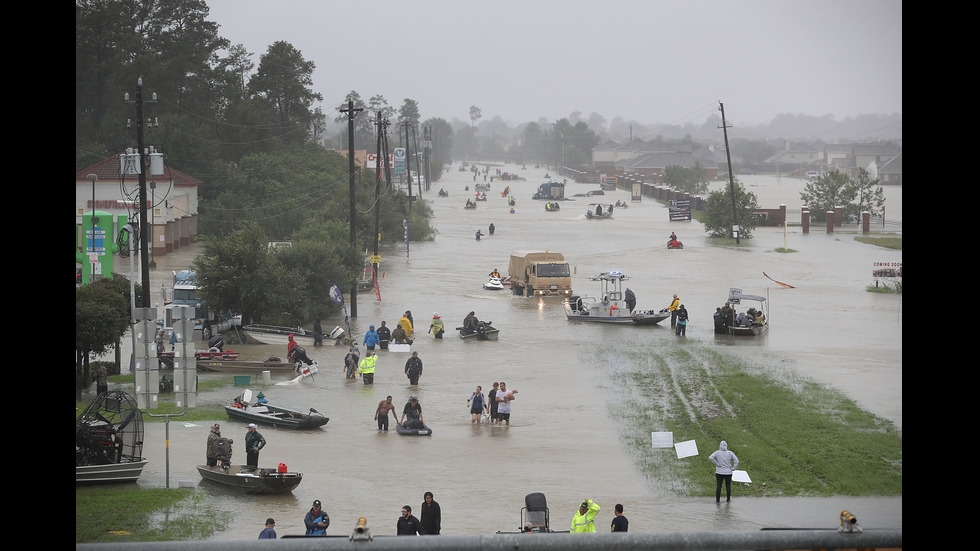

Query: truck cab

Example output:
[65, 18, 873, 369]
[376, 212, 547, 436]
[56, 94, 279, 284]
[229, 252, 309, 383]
[508, 251, 572, 297]
[532, 182, 565, 200]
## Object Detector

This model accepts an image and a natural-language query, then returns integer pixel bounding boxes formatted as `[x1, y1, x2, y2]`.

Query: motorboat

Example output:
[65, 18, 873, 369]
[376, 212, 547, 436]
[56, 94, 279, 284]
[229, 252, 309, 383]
[76, 391, 147, 484]
[196, 357, 299, 374]
[562, 271, 669, 325]
[196, 436, 302, 494]
[585, 203, 614, 219]
[722, 288, 770, 336]
[667, 240, 685, 249]
[157, 349, 239, 369]
[464, 200, 477, 209]
[457, 321, 500, 340]
[241, 324, 344, 347]
[484, 277, 505, 291]
[224, 389, 329, 430]
[197, 464, 303, 494]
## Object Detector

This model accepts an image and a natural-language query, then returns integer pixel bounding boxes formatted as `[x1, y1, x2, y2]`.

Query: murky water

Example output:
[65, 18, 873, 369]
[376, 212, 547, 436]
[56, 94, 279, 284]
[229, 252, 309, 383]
[100, 166, 901, 538]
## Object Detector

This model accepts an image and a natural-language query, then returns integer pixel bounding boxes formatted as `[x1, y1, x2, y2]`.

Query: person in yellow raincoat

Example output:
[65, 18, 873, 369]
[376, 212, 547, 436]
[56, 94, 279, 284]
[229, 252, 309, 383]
[570, 499, 600, 533]
[398, 312, 415, 343]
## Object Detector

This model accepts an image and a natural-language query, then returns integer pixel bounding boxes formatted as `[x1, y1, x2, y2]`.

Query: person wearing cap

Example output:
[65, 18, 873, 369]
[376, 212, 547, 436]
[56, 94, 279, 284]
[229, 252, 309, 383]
[206, 423, 222, 467]
[404, 351, 423, 385]
[398, 312, 415, 343]
[244, 423, 266, 467]
[400, 396, 424, 429]
[258, 518, 277, 539]
[363, 325, 380, 351]
[304, 500, 330, 535]
[358, 351, 378, 384]
[488, 382, 500, 425]
[570, 499, 600, 533]
[377, 320, 391, 350]
[429, 313, 445, 339]
[667, 294, 680, 327]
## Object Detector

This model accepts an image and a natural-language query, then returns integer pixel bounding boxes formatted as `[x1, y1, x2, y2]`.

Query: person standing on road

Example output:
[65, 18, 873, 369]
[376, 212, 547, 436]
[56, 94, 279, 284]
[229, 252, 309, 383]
[404, 351, 423, 385]
[495, 382, 518, 426]
[570, 499, 600, 533]
[467, 385, 488, 424]
[610, 504, 628, 532]
[420, 491, 441, 535]
[244, 423, 266, 467]
[375, 395, 397, 431]
[377, 321, 391, 350]
[358, 351, 378, 385]
[488, 382, 500, 425]
[709, 440, 740, 503]
[94, 362, 108, 396]
[668, 294, 680, 327]
[397, 505, 425, 535]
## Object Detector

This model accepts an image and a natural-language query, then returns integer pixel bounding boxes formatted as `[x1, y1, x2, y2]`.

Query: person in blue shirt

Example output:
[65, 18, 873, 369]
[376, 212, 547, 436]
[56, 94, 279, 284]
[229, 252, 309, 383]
[258, 518, 276, 539]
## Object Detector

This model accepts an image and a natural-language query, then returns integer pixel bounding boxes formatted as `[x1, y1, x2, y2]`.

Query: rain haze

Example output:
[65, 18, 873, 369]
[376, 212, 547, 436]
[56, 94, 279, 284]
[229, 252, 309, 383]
[206, 0, 903, 128]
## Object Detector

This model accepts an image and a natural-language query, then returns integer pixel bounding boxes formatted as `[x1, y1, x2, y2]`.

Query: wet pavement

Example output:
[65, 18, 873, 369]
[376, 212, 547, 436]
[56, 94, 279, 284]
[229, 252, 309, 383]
[91, 165, 901, 538]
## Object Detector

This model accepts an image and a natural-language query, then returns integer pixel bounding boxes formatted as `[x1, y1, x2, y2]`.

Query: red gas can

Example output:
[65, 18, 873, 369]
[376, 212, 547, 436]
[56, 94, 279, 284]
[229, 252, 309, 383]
[278, 462, 287, 473]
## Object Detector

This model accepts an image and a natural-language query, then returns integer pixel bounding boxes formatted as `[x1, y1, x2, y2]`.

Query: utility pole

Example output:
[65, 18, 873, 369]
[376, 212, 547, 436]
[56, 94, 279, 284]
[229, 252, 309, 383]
[124, 77, 157, 306]
[403, 121, 414, 208]
[341, 100, 362, 317]
[372, 114, 388, 298]
[719, 101, 740, 244]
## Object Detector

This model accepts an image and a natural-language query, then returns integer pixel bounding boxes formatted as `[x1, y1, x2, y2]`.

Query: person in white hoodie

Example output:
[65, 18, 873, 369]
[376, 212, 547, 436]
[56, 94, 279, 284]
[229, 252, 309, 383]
[708, 440, 740, 503]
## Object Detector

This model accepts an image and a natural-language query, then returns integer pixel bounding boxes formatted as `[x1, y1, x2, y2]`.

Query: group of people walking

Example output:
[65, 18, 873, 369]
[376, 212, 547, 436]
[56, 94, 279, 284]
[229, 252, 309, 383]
[467, 381, 517, 425]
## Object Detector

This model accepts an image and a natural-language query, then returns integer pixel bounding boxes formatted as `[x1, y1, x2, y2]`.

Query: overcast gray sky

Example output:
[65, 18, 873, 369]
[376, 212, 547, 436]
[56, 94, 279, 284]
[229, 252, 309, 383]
[206, 0, 902, 127]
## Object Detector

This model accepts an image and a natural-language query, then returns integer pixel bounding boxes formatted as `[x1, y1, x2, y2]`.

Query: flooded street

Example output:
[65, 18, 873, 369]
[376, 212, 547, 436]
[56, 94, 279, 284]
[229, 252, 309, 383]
[109, 164, 901, 538]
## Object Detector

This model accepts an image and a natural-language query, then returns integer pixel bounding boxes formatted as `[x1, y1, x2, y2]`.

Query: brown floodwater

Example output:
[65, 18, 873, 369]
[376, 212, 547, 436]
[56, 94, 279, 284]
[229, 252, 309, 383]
[95, 165, 901, 539]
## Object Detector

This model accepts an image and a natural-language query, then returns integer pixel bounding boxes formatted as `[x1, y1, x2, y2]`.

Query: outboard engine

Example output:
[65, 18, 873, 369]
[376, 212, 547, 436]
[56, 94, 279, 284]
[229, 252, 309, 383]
[215, 437, 234, 471]
[476, 322, 487, 340]
[569, 295, 580, 312]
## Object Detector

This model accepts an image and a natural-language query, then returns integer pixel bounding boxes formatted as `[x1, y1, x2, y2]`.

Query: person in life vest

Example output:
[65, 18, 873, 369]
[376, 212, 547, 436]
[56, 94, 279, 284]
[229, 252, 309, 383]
[667, 294, 680, 327]
[358, 351, 377, 385]
[570, 499, 600, 533]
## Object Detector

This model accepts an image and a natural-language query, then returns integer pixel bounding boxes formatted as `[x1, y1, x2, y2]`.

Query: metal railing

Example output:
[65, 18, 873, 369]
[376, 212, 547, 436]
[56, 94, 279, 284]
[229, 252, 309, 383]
[77, 527, 902, 551]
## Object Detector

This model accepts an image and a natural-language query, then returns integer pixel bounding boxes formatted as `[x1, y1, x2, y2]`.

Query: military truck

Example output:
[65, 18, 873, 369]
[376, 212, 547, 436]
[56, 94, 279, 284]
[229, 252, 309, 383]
[532, 182, 565, 200]
[507, 251, 572, 297]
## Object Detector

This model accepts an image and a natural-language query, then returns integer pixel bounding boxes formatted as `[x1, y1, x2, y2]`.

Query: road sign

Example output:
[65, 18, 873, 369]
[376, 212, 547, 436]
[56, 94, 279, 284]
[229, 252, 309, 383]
[394, 148, 407, 175]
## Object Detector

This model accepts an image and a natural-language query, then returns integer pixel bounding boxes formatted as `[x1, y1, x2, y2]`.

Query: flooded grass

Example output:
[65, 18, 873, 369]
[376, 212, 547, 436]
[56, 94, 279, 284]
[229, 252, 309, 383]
[600, 340, 902, 498]
[76, 486, 227, 543]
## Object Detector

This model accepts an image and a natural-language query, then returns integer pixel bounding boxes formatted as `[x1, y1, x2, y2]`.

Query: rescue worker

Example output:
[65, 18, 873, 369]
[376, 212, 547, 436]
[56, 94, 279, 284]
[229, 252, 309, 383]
[489, 269, 501, 279]
[667, 294, 680, 327]
[429, 312, 445, 339]
[570, 499, 600, 533]
[206, 423, 222, 467]
[358, 351, 378, 385]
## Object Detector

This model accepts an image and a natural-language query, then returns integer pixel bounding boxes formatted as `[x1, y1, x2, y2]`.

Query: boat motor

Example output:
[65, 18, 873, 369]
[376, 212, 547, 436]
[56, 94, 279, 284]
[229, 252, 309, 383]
[215, 437, 234, 471]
